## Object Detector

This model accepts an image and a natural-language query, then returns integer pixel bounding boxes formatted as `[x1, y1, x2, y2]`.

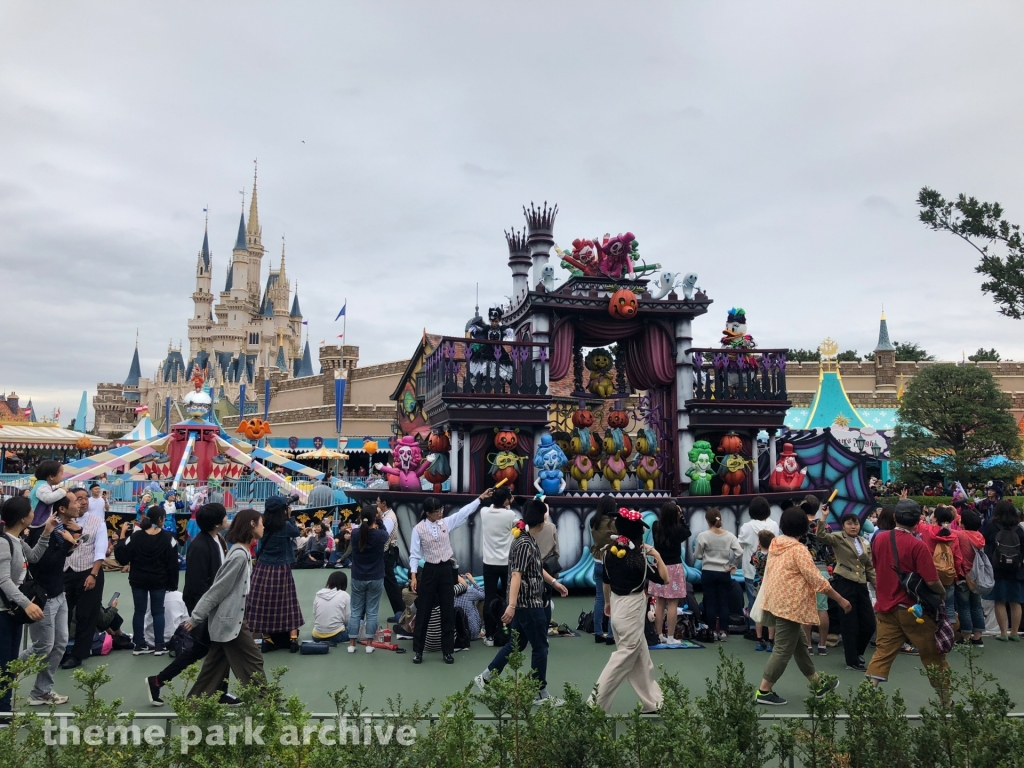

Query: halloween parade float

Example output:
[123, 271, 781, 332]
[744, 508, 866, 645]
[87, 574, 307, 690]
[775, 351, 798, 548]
[348, 203, 876, 585]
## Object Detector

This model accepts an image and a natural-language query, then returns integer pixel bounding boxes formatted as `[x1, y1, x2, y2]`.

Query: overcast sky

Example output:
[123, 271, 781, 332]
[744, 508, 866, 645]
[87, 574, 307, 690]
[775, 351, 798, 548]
[2, 2, 1024, 423]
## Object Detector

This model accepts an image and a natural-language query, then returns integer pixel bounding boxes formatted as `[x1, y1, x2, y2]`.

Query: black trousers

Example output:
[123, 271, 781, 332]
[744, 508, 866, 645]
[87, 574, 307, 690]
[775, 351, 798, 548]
[383, 546, 404, 615]
[65, 569, 104, 661]
[156, 623, 227, 693]
[482, 563, 508, 639]
[413, 562, 455, 655]
[832, 574, 876, 666]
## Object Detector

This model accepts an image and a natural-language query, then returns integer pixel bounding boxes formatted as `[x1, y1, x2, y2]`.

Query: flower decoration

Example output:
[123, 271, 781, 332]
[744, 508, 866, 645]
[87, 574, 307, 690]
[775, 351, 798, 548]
[511, 519, 528, 539]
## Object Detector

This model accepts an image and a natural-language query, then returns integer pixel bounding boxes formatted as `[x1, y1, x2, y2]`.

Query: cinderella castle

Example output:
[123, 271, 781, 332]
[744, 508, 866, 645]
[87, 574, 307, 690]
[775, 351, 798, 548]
[94, 169, 328, 438]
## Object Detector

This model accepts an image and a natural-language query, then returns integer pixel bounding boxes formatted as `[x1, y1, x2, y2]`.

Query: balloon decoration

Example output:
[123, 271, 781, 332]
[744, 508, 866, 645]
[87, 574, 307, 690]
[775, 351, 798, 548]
[489, 427, 525, 487]
[585, 349, 616, 397]
[715, 432, 751, 496]
[634, 428, 661, 491]
[608, 287, 638, 320]
[423, 431, 451, 492]
[532, 434, 568, 495]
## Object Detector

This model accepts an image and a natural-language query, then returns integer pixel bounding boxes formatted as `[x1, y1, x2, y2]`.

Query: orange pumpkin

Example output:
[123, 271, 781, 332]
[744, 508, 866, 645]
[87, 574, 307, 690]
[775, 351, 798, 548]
[608, 288, 638, 320]
[571, 409, 595, 428]
[494, 428, 519, 451]
[717, 432, 743, 454]
[428, 432, 451, 453]
[237, 417, 273, 441]
[75, 436, 93, 450]
[607, 410, 629, 429]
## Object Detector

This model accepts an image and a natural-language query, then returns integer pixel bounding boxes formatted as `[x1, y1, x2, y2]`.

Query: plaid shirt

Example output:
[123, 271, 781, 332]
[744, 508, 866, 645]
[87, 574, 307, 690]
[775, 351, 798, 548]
[508, 534, 544, 609]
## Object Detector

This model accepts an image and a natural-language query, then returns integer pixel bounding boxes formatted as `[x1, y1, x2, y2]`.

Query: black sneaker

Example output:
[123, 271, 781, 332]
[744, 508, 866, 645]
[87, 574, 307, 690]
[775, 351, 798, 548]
[290, 639, 300, 654]
[412, 653, 423, 664]
[899, 643, 919, 656]
[443, 654, 455, 664]
[605, 636, 615, 645]
[145, 676, 165, 707]
[133, 645, 154, 656]
[814, 676, 840, 698]
[816, 645, 828, 657]
[845, 662, 867, 672]
[218, 693, 242, 707]
[970, 638, 985, 648]
[755, 690, 787, 706]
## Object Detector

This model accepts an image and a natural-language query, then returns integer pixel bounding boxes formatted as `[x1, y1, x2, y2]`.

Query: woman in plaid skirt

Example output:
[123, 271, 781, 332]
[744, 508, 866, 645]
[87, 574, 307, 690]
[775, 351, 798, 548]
[246, 495, 304, 652]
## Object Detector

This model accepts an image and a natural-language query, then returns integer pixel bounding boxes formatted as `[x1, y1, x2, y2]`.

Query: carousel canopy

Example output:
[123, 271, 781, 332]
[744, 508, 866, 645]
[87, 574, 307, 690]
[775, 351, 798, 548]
[115, 415, 162, 444]
[0, 425, 111, 450]
[295, 447, 349, 460]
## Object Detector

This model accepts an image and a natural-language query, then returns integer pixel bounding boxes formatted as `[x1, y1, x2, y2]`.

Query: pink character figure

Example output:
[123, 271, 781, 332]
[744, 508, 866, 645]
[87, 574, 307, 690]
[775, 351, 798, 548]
[768, 443, 807, 492]
[595, 232, 636, 280]
[375, 436, 430, 491]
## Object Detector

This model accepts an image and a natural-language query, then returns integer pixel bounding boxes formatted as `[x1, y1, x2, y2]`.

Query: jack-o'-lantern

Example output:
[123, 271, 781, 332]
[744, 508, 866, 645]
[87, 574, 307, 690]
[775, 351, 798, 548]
[75, 436, 93, 451]
[237, 417, 273, 441]
[717, 432, 743, 454]
[607, 409, 629, 429]
[608, 288, 638, 320]
[428, 431, 450, 453]
[571, 409, 595, 428]
[362, 437, 379, 454]
[494, 427, 519, 452]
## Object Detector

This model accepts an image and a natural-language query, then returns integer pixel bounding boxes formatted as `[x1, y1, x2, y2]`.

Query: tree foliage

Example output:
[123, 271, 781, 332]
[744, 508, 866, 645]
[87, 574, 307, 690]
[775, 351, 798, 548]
[891, 364, 1021, 483]
[918, 187, 1024, 318]
[968, 347, 1001, 362]
[893, 341, 935, 362]
[788, 348, 820, 363]
[837, 350, 862, 362]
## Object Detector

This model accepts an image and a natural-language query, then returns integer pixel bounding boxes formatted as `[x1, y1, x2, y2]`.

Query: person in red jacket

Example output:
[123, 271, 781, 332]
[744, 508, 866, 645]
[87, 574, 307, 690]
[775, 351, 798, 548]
[952, 508, 988, 646]
[915, 505, 963, 625]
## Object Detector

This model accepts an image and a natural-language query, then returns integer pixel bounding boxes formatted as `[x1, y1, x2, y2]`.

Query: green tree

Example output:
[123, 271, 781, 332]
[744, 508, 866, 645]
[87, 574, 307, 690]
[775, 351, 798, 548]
[788, 348, 820, 363]
[837, 350, 862, 362]
[968, 347, 1001, 362]
[893, 341, 935, 362]
[918, 187, 1024, 318]
[891, 364, 1021, 483]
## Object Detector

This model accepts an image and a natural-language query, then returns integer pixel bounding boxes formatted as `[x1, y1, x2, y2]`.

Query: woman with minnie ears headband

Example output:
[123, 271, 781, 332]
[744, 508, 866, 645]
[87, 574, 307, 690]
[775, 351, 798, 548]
[588, 508, 669, 714]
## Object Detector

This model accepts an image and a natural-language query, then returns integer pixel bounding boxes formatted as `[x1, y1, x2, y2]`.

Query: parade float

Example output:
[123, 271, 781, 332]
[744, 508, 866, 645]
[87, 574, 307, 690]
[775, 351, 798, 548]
[342, 204, 876, 585]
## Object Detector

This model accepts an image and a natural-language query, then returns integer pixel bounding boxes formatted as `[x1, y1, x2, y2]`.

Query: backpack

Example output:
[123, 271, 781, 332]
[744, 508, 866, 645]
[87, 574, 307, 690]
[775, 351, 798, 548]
[889, 531, 942, 612]
[967, 547, 995, 595]
[454, 608, 471, 650]
[932, 540, 957, 586]
[167, 622, 195, 658]
[993, 527, 1022, 576]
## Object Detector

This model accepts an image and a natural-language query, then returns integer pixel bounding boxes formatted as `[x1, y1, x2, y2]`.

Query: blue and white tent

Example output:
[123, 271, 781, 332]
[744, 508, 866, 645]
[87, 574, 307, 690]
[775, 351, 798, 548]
[116, 415, 162, 443]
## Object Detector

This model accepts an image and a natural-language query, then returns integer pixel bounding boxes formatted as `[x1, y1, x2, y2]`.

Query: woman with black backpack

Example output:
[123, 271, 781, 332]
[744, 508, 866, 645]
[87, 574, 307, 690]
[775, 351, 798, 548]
[983, 500, 1024, 641]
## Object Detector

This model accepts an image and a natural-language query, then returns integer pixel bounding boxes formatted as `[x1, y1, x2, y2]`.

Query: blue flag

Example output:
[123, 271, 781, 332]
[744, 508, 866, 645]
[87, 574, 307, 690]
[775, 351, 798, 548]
[334, 303, 346, 321]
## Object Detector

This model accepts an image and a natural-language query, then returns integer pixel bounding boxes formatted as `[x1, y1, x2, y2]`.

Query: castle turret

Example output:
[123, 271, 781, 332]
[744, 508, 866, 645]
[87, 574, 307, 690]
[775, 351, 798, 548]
[230, 211, 249, 299]
[245, 166, 264, 308]
[524, 201, 557, 290]
[506, 227, 531, 301]
[189, 218, 214, 359]
[873, 310, 897, 390]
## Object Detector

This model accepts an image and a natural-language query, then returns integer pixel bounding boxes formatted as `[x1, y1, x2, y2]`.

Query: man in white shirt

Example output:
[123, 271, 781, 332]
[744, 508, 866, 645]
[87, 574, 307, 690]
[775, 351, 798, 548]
[479, 487, 519, 645]
[61, 487, 110, 669]
[737, 496, 780, 630]
[86, 483, 107, 522]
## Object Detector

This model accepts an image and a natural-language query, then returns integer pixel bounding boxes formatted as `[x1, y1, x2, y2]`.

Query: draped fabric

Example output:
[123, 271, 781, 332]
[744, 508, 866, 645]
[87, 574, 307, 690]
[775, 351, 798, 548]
[550, 320, 575, 381]
[624, 322, 676, 390]
[469, 430, 493, 491]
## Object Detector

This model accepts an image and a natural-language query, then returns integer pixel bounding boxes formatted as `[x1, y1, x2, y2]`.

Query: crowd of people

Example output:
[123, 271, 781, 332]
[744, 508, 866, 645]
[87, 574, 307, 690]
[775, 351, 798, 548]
[4, 464, 1024, 721]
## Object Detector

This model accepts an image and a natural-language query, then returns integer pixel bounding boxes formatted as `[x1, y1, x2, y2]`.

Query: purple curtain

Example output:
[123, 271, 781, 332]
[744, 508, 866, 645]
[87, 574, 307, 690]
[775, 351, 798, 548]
[624, 322, 676, 390]
[469, 430, 493, 491]
[550, 320, 574, 381]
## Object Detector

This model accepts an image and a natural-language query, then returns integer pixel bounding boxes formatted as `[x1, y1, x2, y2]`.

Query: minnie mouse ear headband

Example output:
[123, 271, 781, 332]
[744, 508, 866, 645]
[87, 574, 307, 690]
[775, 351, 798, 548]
[615, 507, 650, 528]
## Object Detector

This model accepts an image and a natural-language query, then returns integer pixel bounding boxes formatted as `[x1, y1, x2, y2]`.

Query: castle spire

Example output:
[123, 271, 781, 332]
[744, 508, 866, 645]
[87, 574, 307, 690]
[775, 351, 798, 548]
[199, 216, 211, 270]
[234, 211, 246, 251]
[874, 308, 895, 352]
[247, 160, 260, 240]
[279, 235, 287, 281]
[125, 343, 142, 387]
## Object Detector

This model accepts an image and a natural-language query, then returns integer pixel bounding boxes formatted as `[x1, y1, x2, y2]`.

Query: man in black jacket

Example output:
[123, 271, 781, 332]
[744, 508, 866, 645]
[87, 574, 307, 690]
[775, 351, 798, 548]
[22, 494, 80, 705]
[146, 503, 236, 706]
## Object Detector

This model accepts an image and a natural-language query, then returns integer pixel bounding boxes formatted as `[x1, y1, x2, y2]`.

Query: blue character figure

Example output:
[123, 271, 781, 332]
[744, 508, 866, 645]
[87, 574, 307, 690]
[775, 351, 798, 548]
[533, 434, 568, 496]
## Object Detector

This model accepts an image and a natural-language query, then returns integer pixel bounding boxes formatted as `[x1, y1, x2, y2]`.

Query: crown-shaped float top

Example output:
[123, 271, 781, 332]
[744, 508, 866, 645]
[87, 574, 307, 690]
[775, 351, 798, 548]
[523, 201, 557, 238]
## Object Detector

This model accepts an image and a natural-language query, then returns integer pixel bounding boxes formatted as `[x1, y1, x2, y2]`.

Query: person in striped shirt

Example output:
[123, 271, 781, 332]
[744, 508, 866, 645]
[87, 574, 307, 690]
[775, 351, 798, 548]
[409, 487, 494, 664]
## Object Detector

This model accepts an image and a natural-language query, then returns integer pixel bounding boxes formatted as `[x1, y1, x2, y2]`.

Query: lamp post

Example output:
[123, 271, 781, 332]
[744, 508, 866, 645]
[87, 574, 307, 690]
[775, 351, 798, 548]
[871, 443, 882, 459]
[855, 433, 866, 453]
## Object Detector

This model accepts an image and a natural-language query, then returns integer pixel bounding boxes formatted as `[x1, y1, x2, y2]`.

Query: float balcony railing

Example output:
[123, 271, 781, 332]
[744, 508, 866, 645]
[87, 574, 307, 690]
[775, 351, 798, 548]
[689, 347, 788, 402]
[422, 336, 549, 401]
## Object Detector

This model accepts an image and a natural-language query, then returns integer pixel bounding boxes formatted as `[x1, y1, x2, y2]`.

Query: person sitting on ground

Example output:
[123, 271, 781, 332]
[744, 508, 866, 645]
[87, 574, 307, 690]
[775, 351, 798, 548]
[312, 570, 351, 646]
[455, 572, 485, 642]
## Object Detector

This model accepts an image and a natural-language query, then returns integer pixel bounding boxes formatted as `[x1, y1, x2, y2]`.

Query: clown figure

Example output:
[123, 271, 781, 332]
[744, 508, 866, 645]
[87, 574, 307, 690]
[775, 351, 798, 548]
[375, 436, 431, 491]
[768, 443, 807, 492]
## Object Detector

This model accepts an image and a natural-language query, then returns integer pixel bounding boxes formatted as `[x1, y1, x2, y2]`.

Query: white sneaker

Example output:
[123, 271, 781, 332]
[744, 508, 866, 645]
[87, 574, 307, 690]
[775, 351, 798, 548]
[483, 637, 495, 647]
[533, 688, 564, 707]
[347, 646, 356, 654]
[28, 692, 69, 706]
[659, 634, 670, 645]
[474, 672, 490, 691]
[365, 645, 374, 654]
[667, 637, 681, 647]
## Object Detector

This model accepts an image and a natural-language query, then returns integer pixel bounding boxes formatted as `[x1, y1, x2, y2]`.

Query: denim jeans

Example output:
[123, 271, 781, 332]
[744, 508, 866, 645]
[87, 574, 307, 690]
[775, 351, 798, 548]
[955, 582, 986, 634]
[350, 578, 385, 639]
[944, 584, 956, 625]
[593, 562, 613, 638]
[132, 587, 166, 649]
[701, 570, 733, 633]
[20, 593, 68, 698]
[487, 605, 549, 689]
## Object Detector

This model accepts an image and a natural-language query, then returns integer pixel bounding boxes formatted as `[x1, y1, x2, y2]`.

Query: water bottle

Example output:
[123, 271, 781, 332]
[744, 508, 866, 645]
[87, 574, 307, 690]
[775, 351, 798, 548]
[374, 626, 384, 644]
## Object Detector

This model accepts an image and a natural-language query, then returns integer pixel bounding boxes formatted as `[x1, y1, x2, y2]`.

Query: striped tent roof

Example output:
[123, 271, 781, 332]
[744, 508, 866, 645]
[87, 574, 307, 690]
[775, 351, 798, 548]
[0, 425, 112, 449]
[115, 416, 161, 444]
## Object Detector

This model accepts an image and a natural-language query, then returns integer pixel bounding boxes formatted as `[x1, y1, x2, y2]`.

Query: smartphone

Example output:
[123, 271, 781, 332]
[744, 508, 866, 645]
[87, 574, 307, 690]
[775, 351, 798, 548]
[107, 592, 120, 608]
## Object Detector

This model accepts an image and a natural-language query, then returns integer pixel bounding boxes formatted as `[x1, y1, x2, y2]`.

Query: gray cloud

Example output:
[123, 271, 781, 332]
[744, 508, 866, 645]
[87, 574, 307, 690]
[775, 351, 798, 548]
[2, 1, 1024, 419]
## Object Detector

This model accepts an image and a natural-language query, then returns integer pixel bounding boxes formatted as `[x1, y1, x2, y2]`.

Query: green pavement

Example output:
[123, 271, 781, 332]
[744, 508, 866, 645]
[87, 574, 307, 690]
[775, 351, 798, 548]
[27, 569, 1024, 716]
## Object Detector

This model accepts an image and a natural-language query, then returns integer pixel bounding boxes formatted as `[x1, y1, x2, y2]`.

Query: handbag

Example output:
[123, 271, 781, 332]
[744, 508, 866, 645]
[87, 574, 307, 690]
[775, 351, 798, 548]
[1, 534, 47, 624]
[300, 641, 330, 655]
[889, 531, 942, 612]
[749, 585, 766, 625]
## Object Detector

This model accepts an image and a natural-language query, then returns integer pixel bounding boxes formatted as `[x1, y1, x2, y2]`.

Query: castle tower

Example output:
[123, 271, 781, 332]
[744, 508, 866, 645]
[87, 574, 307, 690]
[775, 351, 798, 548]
[188, 218, 214, 359]
[246, 166, 264, 309]
[230, 211, 249, 301]
[524, 201, 557, 290]
[506, 227, 531, 301]
[873, 309, 897, 390]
